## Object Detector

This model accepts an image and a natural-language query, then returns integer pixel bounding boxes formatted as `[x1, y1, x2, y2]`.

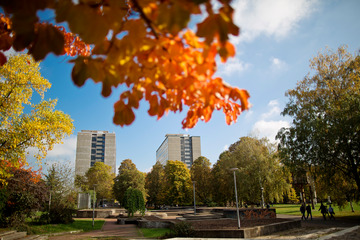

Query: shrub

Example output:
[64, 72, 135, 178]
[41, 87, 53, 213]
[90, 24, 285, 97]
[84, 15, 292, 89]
[123, 188, 145, 217]
[171, 221, 195, 237]
[40, 203, 75, 224]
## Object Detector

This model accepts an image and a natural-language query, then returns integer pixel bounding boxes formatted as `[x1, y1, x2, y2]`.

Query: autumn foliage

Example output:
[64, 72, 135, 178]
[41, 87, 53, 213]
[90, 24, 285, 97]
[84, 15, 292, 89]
[0, 159, 47, 227]
[0, 0, 250, 128]
[0, 54, 74, 164]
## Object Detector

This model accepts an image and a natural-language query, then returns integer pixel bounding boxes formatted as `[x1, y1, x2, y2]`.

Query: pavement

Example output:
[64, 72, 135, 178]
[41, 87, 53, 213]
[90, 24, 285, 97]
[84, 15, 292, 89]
[47, 215, 360, 240]
[252, 214, 360, 239]
[48, 219, 143, 240]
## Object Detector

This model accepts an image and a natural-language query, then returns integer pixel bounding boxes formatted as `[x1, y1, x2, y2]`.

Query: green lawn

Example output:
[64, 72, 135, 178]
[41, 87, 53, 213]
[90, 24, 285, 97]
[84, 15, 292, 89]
[274, 202, 360, 218]
[28, 220, 105, 234]
[139, 228, 171, 238]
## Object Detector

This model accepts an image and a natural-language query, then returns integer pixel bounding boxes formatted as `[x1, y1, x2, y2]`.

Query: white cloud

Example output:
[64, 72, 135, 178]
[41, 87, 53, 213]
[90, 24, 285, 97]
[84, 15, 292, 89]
[232, 0, 318, 42]
[252, 100, 290, 142]
[253, 119, 290, 142]
[270, 57, 287, 71]
[261, 100, 281, 119]
[244, 109, 254, 120]
[46, 136, 77, 159]
[217, 57, 251, 76]
[26, 135, 77, 169]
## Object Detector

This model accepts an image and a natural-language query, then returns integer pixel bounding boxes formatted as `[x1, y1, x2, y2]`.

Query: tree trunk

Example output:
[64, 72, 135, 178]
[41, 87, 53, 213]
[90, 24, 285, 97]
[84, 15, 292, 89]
[350, 201, 355, 212]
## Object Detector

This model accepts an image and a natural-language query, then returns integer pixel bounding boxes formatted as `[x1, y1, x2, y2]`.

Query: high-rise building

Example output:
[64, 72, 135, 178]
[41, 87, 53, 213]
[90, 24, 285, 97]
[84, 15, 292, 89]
[75, 130, 116, 176]
[156, 134, 201, 168]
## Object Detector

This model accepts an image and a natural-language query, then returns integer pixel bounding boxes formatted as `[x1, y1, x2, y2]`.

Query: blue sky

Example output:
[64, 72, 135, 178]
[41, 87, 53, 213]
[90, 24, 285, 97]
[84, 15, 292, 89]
[26, 0, 360, 173]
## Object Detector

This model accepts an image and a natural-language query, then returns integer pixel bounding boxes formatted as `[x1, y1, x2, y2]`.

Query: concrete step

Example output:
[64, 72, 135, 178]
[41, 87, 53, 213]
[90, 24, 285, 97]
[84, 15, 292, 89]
[0, 231, 17, 239]
[181, 213, 223, 220]
[0, 231, 27, 240]
[22, 235, 48, 240]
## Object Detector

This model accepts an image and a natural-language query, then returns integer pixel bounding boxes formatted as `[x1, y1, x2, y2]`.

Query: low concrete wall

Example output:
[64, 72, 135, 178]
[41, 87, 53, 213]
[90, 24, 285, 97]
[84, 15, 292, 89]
[243, 220, 301, 238]
[194, 229, 244, 238]
[223, 208, 276, 220]
[76, 209, 126, 218]
[138, 220, 175, 228]
[193, 220, 301, 238]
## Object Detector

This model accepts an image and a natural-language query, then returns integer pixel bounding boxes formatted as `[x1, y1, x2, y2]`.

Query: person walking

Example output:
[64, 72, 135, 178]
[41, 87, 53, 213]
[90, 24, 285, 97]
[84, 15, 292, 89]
[300, 203, 306, 220]
[306, 204, 312, 220]
[319, 201, 327, 220]
[328, 205, 335, 220]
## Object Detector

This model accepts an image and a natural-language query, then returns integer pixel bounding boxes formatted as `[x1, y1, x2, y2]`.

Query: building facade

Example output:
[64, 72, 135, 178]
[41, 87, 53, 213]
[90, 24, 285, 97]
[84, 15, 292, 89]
[156, 134, 201, 168]
[75, 130, 116, 176]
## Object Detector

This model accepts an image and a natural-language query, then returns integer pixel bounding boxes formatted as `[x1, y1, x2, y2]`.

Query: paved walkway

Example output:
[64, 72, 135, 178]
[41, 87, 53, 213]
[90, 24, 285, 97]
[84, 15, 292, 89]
[254, 214, 360, 239]
[48, 219, 142, 240]
[48, 215, 360, 240]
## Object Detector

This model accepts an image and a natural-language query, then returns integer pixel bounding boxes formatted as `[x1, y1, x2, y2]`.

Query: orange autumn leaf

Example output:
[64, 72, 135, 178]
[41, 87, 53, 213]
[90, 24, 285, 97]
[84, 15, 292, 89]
[1, 0, 250, 129]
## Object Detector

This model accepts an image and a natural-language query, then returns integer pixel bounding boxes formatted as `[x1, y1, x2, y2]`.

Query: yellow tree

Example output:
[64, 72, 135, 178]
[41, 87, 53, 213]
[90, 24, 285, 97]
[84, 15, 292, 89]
[0, 0, 250, 129]
[145, 161, 166, 208]
[0, 54, 74, 175]
[190, 156, 212, 204]
[164, 160, 192, 205]
[85, 162, 115, 203]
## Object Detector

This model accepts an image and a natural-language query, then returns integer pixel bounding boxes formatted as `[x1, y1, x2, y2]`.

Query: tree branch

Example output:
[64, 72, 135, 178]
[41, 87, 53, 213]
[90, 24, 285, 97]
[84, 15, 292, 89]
[131, 0, 159, 39]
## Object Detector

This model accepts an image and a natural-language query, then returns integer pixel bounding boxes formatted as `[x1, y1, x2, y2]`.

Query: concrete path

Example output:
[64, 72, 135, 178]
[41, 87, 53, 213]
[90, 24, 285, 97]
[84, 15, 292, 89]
[47, 215, 360, 240]
[48, 219, 142, 240]
[253, 214, 360, 239]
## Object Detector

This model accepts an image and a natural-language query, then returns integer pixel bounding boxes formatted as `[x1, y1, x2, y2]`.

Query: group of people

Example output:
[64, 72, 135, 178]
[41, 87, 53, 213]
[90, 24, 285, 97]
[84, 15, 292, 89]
[300, 201, 335, 220]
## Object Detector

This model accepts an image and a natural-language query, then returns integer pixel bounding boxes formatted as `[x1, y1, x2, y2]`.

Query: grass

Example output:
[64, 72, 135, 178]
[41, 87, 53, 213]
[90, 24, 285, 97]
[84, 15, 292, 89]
[139, 228, 172, 238]
[274, 202, 360, 218]
[28, 220, 105, 234]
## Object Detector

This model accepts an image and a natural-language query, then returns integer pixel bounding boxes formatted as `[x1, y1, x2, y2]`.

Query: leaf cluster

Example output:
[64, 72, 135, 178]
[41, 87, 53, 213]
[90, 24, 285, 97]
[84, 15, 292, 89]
[0, 0, 250, 129]
[0, 54, 74, 167]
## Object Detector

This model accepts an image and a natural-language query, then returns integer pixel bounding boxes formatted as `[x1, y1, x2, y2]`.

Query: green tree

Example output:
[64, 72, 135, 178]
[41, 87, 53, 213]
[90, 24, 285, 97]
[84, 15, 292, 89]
[0, 54, 74, 179]
[217, 136, 291, 205]
[145, 161, 165, 208]
[211, 151, 234, 206]
[84, 162, 115, 204]
[44, 162, 76, 224]
[277, 46, 360, 199]
[123, 188, 145, 217]
[190, 156, 212, 205]
[164, 160, 192, 205]
[113, 159, 146, 206]
[74, 174, 89, 192]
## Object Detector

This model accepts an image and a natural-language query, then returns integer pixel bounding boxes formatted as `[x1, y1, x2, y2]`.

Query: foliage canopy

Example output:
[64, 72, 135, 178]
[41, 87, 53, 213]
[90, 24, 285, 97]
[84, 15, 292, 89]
[213, 136, 291, 205]
[0, 54, 74, 176]
[277, 46, 360, 200]
[123, 187, 145, 217]
[0, 0, 250, 129]
[0, 160, 47, 227]
[113, 159, 146, 205]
